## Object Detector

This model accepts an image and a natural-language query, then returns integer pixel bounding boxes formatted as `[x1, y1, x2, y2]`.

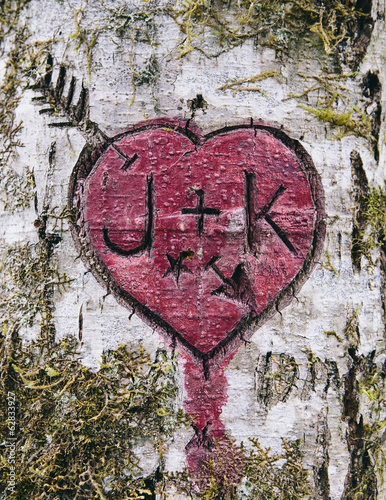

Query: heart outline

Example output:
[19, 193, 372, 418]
[68, 118, 326, 376]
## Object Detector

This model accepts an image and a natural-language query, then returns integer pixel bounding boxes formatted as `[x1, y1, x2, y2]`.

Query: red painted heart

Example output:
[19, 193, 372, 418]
[69, 118, 325, 370]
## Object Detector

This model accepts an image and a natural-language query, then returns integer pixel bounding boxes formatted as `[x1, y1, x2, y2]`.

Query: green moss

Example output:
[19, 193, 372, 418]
[322, 249, 340, 276]
[66, 2, 160, 104]
[57, 0, 372, 111]
[170, 0, 370, 58]
[0, 1, 31, 46]
[0, 24, 35, 211]
[217, 70, 279, 97]
[362, 187, 386, 253]
[0, 205, 74, 345]
[198, 436, 246, 499]
[166, 436, 310, 499]
[0, 335, 190, 499]
[241, 438, 311, 499]
[134, 54, 160, 87]
[0, 2, 49, 212]
[286, 72, 356, 103]
[344, 308, 360, 347]
[353, 186, 386, 266]
[299, 103, 373, 142]
[342, 348, 385, 499]
[70, 3, 100, 83]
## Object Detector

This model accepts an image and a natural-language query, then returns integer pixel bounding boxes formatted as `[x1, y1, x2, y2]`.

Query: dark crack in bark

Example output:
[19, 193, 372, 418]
[362, 71, 382, 162]
[338, 0, 374, 70]
[313, 413, 332, 500]
[351, 150, 370, 272]
[342, 349, 378, 500]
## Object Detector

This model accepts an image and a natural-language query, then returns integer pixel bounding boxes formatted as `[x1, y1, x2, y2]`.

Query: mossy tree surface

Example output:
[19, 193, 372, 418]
[1, 334, 190, 499]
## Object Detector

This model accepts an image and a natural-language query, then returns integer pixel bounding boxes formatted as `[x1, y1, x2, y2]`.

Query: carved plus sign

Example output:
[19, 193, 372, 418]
[181, 189, 220, 236]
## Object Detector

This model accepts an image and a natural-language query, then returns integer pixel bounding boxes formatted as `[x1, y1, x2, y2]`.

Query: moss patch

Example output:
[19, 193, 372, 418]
[0, 335, 190, 500]
[0, 1, 50, 212]
[170, 0, 372, 60]
[352, 185, 386, 267]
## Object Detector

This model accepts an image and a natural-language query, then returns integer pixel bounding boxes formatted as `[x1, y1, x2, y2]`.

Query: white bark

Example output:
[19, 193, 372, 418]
[2, 0, 386, 497]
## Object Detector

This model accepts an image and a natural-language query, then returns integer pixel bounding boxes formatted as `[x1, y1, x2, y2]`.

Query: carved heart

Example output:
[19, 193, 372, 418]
[69, 119, 325, 370]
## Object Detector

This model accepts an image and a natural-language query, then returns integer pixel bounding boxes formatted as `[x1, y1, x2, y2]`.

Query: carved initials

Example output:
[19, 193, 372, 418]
[245, 171, 297, 256]
[103, 174, 154, 256]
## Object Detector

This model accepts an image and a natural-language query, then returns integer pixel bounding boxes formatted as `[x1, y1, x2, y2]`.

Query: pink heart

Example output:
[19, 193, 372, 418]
[69, 119, 325, 370]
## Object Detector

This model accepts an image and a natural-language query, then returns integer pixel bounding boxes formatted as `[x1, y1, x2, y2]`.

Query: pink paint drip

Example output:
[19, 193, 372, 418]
[183, 355, 230, 471]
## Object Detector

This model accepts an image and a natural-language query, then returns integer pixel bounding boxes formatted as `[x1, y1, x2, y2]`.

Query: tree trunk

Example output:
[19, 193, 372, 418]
[1, 0, 386, 498]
